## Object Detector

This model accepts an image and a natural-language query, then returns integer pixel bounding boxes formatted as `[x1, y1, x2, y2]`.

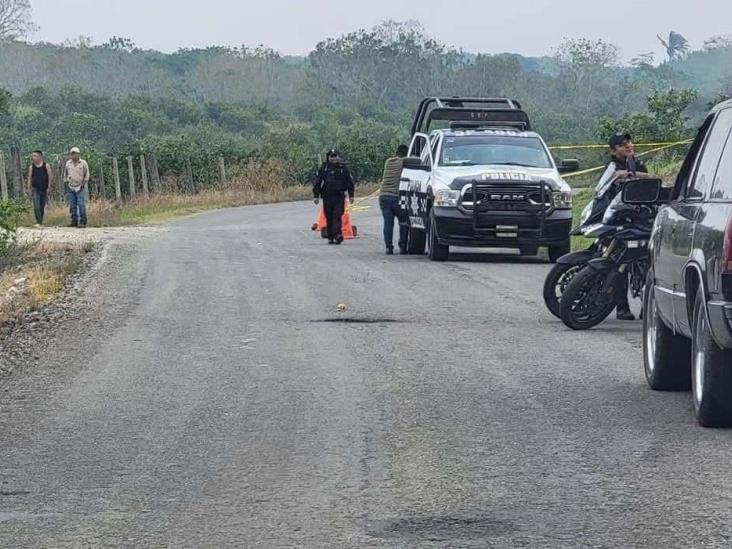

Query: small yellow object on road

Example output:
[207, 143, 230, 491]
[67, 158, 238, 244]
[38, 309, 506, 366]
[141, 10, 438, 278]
[337, 303, 348, 312]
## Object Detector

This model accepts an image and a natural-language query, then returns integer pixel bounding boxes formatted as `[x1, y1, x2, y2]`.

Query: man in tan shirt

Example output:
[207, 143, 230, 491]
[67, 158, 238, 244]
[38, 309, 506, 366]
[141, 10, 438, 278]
[63, 146, 89, 227]
[379, 144, 409, 255]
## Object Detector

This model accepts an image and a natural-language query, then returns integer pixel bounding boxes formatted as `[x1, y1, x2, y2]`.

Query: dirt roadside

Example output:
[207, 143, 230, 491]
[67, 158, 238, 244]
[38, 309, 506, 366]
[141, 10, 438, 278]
[0, 226, 162, 381]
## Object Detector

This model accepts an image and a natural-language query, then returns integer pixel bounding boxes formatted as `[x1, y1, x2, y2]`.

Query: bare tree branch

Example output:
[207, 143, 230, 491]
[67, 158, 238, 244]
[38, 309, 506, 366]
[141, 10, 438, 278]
[0, 0, 36, 41]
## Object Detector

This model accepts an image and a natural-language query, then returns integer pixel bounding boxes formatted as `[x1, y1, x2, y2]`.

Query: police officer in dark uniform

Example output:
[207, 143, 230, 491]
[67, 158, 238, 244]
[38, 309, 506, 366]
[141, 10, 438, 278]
[313, 149, 355, 245]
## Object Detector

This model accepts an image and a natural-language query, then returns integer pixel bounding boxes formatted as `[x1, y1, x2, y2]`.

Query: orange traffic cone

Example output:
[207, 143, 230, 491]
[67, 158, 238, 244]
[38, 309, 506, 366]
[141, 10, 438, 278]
[342, 199, 357, 239]
[310, 199, 359, 239]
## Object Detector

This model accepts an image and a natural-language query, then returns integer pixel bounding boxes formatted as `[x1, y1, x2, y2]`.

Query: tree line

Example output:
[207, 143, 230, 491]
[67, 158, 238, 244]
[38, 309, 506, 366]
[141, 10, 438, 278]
[0, 19, 729, 186]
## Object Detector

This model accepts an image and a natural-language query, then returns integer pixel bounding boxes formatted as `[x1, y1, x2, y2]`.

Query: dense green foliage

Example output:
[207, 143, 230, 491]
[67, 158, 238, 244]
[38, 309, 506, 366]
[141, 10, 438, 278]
[0, 199, 26, 255]
[0, 22, 729, 190]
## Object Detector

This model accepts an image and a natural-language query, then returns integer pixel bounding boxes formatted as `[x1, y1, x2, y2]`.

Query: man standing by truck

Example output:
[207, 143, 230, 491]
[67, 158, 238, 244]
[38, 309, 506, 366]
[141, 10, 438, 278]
[313, 149, 355, 245]
[379, 144, 409, 255]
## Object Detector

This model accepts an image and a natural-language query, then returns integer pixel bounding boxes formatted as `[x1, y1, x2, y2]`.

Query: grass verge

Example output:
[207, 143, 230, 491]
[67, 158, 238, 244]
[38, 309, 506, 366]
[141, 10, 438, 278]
[0, 241, 91, 331]
[23, 182, 381, 228]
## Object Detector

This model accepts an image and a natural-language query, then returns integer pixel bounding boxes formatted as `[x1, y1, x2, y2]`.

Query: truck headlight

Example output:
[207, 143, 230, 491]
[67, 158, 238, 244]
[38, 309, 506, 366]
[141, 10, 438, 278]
[552, 191, 573, 209]
[434, 189, 461, 208]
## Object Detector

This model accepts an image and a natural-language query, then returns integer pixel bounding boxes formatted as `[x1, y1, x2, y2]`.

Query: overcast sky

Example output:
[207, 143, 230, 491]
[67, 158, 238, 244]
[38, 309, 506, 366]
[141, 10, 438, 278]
[30, 0, 732, 62]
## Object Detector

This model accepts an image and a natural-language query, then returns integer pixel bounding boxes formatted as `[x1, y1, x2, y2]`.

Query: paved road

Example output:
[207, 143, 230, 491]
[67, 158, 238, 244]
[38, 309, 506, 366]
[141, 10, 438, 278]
[2, 201, 732, 548]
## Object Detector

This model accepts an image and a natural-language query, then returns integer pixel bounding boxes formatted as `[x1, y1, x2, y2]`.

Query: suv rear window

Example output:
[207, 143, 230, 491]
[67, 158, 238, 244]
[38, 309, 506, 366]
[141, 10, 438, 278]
[440, 135, 552, 169]
[688, 109, 732, 200]
[712, 110, 732, 201]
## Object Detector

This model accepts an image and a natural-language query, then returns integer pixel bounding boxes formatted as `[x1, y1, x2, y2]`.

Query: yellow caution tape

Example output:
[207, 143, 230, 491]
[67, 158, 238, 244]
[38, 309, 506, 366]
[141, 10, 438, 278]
[346, 188, 381, 213]
[564, 141, 690, 179]
[549, 140, 692, 151]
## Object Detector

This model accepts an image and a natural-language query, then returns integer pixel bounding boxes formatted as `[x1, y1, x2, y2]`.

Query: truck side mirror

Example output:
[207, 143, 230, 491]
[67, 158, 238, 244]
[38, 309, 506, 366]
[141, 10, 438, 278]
[402, 156, 430, 171]
[558, 159, 580, 174]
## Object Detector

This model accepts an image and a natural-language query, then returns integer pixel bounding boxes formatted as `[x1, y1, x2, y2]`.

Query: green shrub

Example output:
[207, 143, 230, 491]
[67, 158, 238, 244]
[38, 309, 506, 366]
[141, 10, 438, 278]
[0, 199, 28, 256]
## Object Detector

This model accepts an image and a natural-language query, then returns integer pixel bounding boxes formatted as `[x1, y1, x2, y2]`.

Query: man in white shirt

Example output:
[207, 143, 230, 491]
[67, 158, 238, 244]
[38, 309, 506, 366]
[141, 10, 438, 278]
[64, 146, 89, 228]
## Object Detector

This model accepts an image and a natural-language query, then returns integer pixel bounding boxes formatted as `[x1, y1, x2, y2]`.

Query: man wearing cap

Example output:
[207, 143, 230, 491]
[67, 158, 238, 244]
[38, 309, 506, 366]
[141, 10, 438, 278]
[604, 132, 656, 320]
[313, 149, 355, 245]
[63, 147, 89, 228]
[608, 133, 655, 182]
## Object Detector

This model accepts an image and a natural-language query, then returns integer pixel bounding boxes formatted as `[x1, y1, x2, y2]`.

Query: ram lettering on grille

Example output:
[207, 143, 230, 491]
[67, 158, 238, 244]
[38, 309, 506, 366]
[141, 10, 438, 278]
[489, 194, 526, 201]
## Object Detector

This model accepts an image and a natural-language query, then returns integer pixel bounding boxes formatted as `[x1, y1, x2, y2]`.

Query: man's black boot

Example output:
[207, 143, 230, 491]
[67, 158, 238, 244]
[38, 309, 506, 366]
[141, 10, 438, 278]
[617, 308, 636, 321]
[386, 247, 394, 255]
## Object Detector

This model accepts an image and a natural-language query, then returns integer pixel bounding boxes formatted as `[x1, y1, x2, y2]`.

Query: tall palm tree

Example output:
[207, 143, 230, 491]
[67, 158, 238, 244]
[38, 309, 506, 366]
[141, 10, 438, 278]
[657, 31, 690, 62]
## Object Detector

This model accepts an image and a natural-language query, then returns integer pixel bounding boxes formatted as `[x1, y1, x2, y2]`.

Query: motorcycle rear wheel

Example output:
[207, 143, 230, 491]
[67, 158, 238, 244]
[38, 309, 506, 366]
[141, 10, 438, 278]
[543, 262, 585, 319]
[559, 267, 617, 330]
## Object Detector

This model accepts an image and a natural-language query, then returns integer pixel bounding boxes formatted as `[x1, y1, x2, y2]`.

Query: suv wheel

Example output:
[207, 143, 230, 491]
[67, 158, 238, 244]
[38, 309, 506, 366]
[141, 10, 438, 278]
[642, 271, 690, 390]
[427, 211, 449, 261]
[548, 239, 571, 264]
[691, 286, 732, 427]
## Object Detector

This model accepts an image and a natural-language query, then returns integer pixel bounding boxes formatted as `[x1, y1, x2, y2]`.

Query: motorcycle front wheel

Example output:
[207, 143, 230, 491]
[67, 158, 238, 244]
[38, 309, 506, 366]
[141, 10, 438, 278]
[543, 262, 586, 319]
[559, 267, 618, 330]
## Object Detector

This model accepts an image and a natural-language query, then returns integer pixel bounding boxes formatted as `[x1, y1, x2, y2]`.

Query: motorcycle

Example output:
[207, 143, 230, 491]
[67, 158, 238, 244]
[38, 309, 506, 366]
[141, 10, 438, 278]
[542, 162, 624, 318]
[558, 178, 667, 330]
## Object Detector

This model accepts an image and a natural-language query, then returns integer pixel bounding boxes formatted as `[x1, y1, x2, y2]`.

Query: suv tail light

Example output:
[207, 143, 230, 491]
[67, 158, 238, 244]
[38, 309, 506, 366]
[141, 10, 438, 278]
[724, 212, 732, 274]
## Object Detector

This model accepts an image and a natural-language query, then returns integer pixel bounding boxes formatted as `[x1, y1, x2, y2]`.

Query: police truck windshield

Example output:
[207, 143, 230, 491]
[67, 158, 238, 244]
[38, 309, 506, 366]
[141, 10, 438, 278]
[440, 135, 553, 168]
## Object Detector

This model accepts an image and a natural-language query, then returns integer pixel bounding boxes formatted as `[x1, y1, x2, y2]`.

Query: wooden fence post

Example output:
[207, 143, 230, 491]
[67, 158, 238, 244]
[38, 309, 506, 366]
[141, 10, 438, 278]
[218, 156, 226, 185]
[112, 157, 122, 202]
[98, 161, 105, 199]
[140, 154, 149, 196]
[56, 156, 65, 202]
[0, 151, 8, 201]
[127, 156, 136, 198]
[10, 146, 23, 198]
[150, 154, 161, 192]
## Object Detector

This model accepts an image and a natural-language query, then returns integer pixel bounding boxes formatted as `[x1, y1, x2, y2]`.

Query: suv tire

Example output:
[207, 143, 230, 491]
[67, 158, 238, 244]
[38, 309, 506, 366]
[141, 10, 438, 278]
[691, 286, 732, 427]
[643, 271, 691, 391]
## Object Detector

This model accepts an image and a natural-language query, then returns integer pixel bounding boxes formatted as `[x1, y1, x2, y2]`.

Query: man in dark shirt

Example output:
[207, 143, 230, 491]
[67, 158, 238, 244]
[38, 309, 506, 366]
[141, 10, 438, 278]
[606, 133, 656, 321]
[608, 132, 654, 182]
[26, 150, 54, 227]
[313, 150, 355, 245]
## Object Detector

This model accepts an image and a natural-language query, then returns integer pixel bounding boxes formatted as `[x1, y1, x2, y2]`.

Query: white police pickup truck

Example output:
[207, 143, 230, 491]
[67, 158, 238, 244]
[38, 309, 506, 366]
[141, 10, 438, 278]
[400, 97, 578, 262]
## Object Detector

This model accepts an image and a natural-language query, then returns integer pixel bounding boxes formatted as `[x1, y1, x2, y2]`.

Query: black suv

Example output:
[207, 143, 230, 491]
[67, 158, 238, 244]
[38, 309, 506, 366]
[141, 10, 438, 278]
[643, 99, 732, 427]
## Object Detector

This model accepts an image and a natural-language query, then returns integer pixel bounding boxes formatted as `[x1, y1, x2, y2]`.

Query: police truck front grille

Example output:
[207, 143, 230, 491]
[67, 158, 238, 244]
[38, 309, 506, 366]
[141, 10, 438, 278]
[461, 183, 552, 213]
[461, 180, 553, 236]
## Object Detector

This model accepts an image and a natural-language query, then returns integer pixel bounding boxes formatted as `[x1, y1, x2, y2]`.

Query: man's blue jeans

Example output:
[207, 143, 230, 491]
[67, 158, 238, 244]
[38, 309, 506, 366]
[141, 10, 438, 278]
[32, 188, 47, 224]
[66, 189, 87, 226]
[379, 194, 408, 251]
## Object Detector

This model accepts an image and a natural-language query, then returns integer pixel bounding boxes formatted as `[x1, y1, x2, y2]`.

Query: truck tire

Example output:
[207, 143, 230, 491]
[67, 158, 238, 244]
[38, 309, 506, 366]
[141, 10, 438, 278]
[691, 287, 732, 427]
[427, 211, 449, 261]
[548, 239, 571, 264]
[407, 226, 426, 255]
[643, 271, 691, 391]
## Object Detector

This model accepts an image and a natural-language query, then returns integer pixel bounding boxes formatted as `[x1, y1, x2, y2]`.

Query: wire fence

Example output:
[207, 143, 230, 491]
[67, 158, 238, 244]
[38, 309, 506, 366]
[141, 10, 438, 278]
[0, 148, 233, 202]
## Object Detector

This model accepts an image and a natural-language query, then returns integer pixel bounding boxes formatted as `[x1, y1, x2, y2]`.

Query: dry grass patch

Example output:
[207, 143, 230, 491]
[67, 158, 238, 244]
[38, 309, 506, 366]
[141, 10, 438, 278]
[0, 241, 88, 328]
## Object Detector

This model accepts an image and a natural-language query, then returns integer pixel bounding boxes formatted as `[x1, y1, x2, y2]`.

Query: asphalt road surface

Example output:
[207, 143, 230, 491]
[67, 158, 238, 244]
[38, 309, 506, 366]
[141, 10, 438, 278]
[2, 200, 732, 548]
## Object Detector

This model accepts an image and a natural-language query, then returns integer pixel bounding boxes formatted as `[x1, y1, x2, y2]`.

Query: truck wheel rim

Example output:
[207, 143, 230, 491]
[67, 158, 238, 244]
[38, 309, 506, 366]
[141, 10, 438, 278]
[645, 288, 657, 374]
[693, 309, 706, 408]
